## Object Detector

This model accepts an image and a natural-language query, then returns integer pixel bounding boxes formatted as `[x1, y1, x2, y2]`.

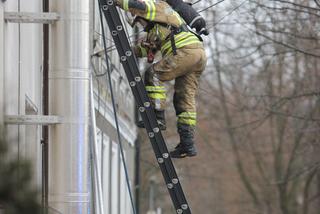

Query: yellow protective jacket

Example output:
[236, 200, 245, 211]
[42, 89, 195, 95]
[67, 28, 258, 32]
[117, 0, 202, 56]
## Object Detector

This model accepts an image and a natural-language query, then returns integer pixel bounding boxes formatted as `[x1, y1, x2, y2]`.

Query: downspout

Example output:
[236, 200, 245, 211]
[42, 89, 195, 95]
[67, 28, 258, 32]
[0, 2, 4, 131]
[41, 0, 49, 211]
[48, 0, 91, 213]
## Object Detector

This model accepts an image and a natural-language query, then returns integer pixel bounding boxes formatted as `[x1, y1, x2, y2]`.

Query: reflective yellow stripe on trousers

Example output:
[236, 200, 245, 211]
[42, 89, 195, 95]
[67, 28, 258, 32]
[177, 112, 197, 126]
[148, 93, 166, 99]
[146, 86, 166, 99]
[146, 85, 166, 92]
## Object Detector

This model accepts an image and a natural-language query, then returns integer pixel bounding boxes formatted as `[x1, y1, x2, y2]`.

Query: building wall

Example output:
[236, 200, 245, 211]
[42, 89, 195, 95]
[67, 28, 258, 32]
[1, 0, 137, 213]
[3, 0, 43, 188]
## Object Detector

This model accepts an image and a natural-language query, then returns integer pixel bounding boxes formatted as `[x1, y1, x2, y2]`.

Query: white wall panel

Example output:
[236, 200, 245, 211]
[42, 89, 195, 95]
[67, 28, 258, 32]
[4, 0, 19, 115]
[4, 0, 43, 186]
[4, 0, 21, 158]
[19, 1, 42, 184]
[20, 0, 42, 108]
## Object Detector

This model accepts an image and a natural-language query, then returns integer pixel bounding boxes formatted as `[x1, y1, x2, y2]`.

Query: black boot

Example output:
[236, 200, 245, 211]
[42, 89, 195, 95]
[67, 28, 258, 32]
[137, 110, 166, 130]
[170, 124, 197, 158]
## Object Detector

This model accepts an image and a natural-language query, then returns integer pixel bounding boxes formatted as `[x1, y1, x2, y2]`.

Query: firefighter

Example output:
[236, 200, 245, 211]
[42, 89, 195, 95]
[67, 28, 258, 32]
[116, 0, 207, 158]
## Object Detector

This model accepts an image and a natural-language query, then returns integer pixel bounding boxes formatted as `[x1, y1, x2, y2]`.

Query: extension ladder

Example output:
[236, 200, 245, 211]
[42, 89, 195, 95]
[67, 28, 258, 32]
[98, 1, 192, 213]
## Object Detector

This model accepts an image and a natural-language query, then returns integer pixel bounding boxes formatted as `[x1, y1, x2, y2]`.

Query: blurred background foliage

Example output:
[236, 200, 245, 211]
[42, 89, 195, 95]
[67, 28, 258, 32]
[138, 0, 320, 213]
[0, 127, 41, 214]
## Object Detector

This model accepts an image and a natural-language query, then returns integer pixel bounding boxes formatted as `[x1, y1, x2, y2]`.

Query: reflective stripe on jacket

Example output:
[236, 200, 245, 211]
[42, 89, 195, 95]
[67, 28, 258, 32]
[118, 0, 183, 27]
[161, 31, 201, 56]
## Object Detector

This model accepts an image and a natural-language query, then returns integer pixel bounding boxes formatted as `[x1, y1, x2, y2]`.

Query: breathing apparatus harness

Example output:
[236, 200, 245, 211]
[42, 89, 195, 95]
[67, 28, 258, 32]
[141, 19, 200, 58]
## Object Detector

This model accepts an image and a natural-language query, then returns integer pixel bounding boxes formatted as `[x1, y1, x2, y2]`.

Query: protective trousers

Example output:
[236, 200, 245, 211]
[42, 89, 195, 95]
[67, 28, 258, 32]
[145, 44, 207, 127]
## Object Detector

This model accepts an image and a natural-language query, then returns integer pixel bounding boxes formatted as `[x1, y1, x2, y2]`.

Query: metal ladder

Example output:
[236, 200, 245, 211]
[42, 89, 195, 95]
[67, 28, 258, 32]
[98, 1, 191, 213]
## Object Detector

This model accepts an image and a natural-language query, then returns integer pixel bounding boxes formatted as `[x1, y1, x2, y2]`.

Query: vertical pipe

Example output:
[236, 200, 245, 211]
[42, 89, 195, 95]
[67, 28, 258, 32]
[48, 0, 90, 213]
[17, 0, 21, 169]
[0, 2, 4, 130]
[42, 0, 49, 211]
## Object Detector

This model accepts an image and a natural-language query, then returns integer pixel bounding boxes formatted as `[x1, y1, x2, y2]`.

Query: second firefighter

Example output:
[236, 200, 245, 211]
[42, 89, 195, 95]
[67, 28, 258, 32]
[116, 0, 207, 158]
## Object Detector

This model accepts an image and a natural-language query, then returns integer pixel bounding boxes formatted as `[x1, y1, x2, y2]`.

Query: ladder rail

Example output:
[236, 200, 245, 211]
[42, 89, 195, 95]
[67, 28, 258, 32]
[98, 1, 192, 213]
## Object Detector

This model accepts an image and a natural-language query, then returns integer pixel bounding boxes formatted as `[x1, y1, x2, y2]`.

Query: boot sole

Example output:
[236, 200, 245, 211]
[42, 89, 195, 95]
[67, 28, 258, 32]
[170, 152, 197, 159]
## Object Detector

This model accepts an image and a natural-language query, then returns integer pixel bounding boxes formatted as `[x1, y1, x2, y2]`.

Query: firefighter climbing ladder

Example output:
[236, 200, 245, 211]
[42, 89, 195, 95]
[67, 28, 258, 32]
[98, 0, 192, 213]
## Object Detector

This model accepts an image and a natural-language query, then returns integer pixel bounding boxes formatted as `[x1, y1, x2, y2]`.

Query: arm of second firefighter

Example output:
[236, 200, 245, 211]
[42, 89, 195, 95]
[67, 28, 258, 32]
[116, 0, 156, 21]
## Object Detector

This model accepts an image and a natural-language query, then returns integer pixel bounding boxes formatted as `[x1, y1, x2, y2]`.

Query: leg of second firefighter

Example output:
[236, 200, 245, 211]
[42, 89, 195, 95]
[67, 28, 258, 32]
[170, 72, 200, 158]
